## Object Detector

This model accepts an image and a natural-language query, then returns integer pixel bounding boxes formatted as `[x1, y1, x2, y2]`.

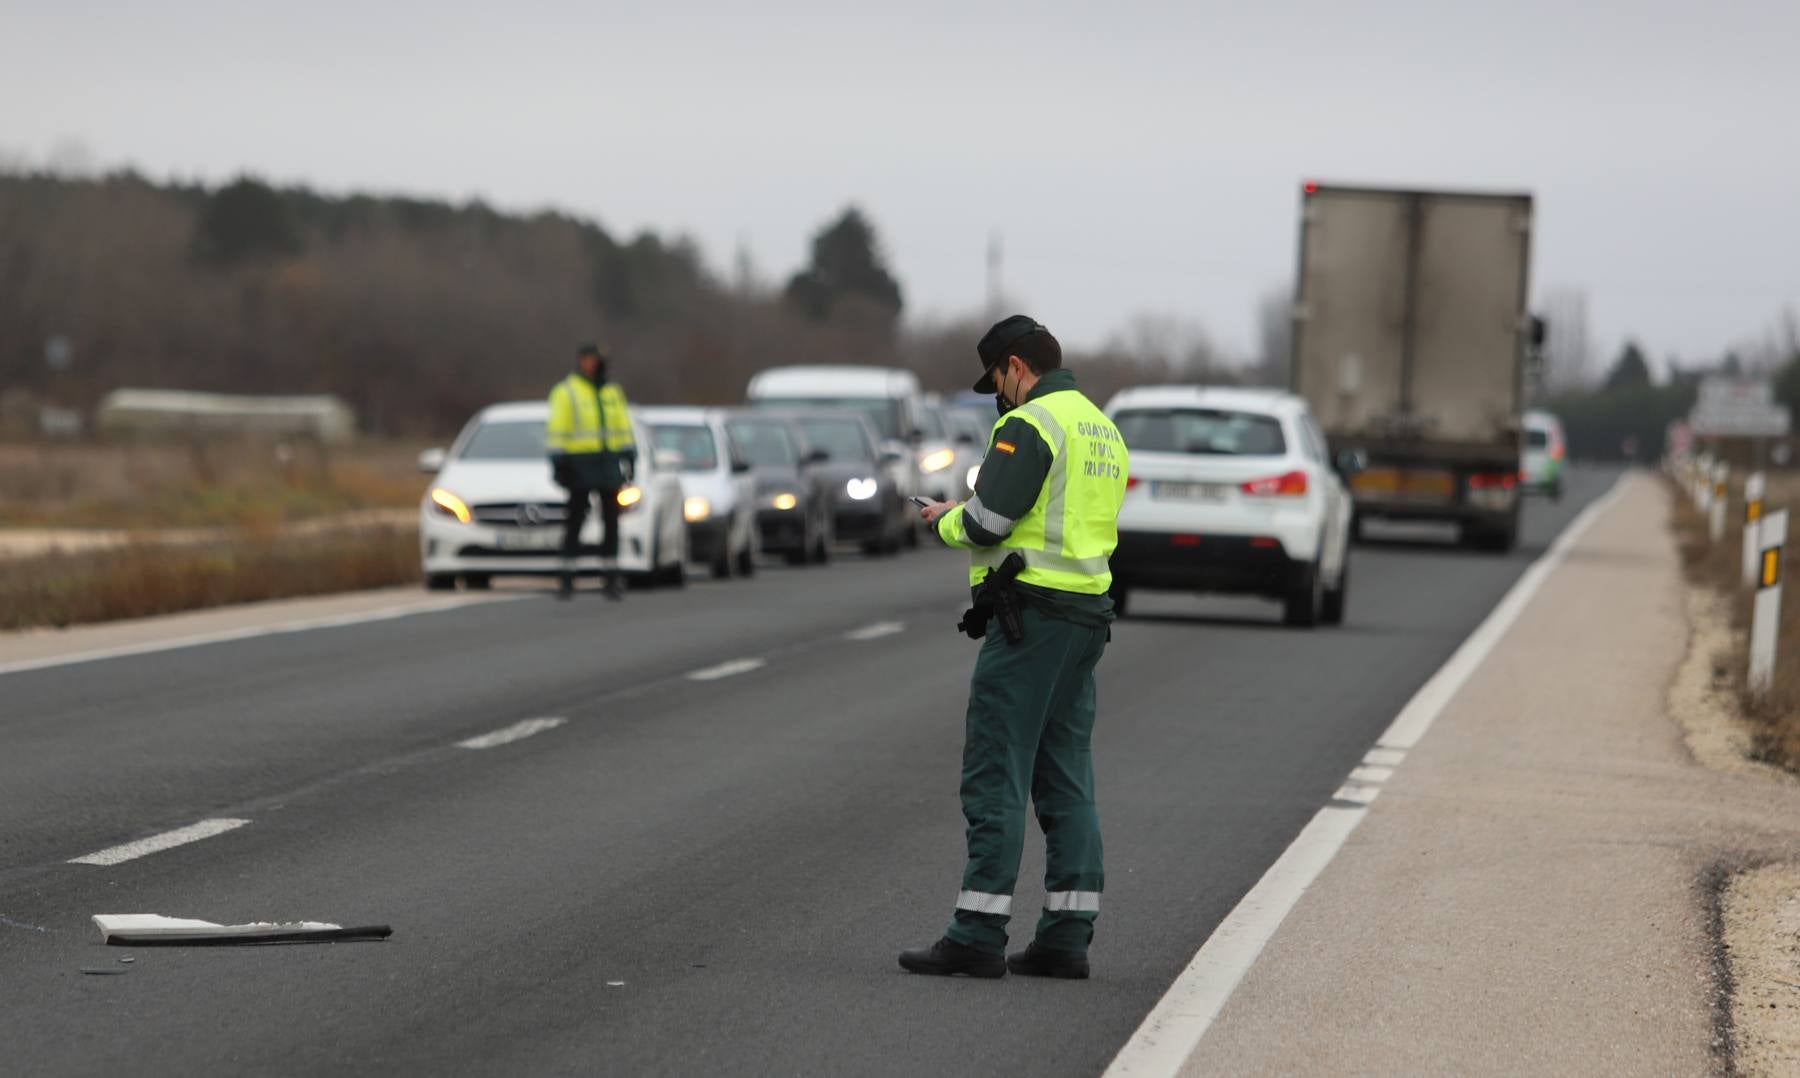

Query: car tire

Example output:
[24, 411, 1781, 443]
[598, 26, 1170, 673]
[1320, 558, 1348, 626]
[903, 518, 920, 549]
[462, 573, 491, 590]
[1109, 581, 1130, 620]
[811, 514, 833, 564]
[654, 524, 687, 588]
[1283, 558, 1323, 628]
[1350, 511, 1369, 544]
[710, 537, 732, 579]
[425, 573, 456, 592]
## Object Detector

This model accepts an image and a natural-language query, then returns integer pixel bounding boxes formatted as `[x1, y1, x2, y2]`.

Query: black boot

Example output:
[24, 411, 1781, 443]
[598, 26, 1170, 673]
[1005, 941, 1089, 979]
[898, 937, 1005, 978]
[556, 572, 575, 600]
[603, 569, 624, 600]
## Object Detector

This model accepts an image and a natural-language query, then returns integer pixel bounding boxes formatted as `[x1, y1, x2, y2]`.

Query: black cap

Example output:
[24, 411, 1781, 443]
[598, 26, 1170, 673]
[577, 342, 605, 360]
[974, 315, 1047, 393]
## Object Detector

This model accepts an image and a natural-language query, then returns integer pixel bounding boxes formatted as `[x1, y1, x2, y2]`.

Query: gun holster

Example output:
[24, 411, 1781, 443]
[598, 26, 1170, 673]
[959, 552, 1027, 645]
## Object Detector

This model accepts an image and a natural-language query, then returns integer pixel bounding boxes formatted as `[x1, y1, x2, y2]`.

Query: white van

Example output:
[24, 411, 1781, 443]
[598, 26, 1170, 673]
[746, 365, 926, 539]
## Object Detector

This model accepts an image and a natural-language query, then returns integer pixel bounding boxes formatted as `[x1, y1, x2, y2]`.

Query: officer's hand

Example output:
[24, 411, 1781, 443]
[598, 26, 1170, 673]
[921, 499, 958, 523]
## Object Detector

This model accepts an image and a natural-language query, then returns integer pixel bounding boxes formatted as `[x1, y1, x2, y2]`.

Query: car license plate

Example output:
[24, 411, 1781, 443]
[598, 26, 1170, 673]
[1152, 481, 1229, 503]
[1353, 468, 1453, 503]
[495, 528, 561, 551]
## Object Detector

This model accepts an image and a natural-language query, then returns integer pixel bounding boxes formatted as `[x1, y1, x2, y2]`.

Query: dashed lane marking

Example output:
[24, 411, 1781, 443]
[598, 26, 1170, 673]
[69, 818, 251, 867]
[845, 621, 906, 641]
[456, 717, 566, 750]
[686, 658, 766, 682]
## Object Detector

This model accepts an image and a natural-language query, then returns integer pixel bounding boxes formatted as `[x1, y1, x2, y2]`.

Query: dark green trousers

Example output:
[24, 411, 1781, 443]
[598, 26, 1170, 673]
[945, 605, 1108, 956]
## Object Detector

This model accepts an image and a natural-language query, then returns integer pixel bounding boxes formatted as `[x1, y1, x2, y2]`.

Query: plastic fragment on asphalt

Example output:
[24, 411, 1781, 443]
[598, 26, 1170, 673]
[118, 956, 134, 964]
[606, 981, 625, 987]
[80, 967, 128, 975]
[93, 914, 393, 946]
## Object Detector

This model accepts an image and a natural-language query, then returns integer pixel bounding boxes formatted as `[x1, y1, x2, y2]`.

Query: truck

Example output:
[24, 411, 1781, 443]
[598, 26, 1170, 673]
[1289, 182, 1538, 551]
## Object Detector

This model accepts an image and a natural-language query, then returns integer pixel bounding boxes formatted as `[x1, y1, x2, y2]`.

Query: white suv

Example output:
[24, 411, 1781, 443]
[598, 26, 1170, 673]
[1104, 386, 1353, 627]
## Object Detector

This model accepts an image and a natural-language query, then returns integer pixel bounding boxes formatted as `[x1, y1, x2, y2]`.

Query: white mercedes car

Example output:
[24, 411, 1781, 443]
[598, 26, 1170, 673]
[1104, 386, 1353, 627]
[417, 402, 689, 590]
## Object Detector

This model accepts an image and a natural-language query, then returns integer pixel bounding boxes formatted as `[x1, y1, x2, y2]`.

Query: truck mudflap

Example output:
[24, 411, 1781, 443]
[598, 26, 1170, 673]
[1349, 461, 1520, 551]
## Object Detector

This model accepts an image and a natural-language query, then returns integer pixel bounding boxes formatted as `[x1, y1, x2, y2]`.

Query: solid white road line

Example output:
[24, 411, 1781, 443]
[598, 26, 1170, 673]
[1363, 747, 1406, 768]
[1332, 784, 1381, 806]
[69, 818, 251, 867]
[1102, 475, 1630, 1078]
[455, 717, 566, 750]
[686, 658, 766, 682]
[845, 621, 906, 641]
[0, 595, 524, 678]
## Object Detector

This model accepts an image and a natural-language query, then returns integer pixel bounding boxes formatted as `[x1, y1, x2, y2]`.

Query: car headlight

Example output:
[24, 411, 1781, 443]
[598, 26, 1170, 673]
[684, 495, 712, 522]
[846, 477, 879, 501]
[430, 488, 472, 524]
[770, 492, 798, 511]
[965, 465, 981, 492]
[616, 485, 643, 509]
[920, 448, 956, 474]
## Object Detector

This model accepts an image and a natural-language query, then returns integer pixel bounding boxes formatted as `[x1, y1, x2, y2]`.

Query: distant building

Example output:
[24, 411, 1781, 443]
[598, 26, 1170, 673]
[95, 389, 357, 444]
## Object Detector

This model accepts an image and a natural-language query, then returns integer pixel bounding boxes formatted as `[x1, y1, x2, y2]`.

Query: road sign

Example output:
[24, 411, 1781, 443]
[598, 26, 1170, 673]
[1750, 508, 1788, 698]
[1690, 376, 1792, 438]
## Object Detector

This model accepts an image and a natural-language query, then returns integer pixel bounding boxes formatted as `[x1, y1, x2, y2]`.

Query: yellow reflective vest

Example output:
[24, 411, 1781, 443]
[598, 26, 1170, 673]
[937, 387, 1127, 595]
[546, 373, 635, 455]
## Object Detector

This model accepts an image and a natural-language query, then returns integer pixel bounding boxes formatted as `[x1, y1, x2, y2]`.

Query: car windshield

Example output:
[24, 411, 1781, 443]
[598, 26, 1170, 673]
[755, 397, 900, 440]
[727, 421, 798, 468]
[1114, 408, 1287, 456]
[651, 424, 719, 472]
[795, 418, 873, 463]
[459, 420, 549, 460]
[1526, 428, 1551, 448]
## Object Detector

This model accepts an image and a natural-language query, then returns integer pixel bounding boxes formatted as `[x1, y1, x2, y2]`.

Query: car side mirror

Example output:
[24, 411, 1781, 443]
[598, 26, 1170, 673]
[417, 447, 447, 474]
[731, 458, 752, 475]
[910, 429, 926, 445]
[955, 431, 976, 445]
[880, 449, 905, 466]
[1335, 448, 1368, 476]
[652, 447, 684, 471]
[806, 448, 830, 464]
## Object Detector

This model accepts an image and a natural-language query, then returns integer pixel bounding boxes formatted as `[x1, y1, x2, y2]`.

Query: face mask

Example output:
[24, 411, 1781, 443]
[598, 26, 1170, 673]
[993, 363, 1015, 416]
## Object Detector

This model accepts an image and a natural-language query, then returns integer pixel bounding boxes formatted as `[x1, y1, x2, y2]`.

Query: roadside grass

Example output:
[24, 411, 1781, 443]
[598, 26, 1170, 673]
[0, 526, 420, 631]
[1672, 473, 1800, 769]
[0, 438, 427, 530]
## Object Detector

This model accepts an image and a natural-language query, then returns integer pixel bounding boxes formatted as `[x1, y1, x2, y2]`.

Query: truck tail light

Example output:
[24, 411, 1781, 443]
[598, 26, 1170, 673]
[1467, 472, 1517, 491]
[1240, 470, 1308, 497]
[1126, 476, 1142, 490]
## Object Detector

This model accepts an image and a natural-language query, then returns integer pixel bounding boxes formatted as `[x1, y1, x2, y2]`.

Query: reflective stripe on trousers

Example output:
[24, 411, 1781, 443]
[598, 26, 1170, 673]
[955, 890, 1014, 916]
[1043, 890, 1101, 913]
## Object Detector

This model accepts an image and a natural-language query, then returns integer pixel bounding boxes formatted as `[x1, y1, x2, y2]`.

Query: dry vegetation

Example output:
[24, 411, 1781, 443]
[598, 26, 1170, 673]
[1672, 472, 1800, 769]
[0, 437, 424, 529]
[0, 525, 418, 631]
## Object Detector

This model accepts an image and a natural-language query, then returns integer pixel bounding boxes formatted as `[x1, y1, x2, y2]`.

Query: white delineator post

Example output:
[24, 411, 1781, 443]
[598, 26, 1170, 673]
[1709, 462, 1730, 543]
[1695, 453, 1714, 508]
[1749, 508, 1788, 699]
[1743, 472, 1767, 587]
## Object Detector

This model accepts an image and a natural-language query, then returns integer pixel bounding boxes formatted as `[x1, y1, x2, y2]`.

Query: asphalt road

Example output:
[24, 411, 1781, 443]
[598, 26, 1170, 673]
[0, 467, 1619, 1077]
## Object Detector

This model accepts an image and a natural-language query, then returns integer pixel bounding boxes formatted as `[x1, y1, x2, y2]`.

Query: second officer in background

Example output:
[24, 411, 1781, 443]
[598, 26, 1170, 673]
[546, 342, 638, 600]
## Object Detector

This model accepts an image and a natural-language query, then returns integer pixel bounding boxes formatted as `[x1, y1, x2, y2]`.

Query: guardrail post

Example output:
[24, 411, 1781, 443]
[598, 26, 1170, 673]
[1750, 507, 1788, 699]
[1709, 462, 1730, 543]
[1743, 472, 1767, 586]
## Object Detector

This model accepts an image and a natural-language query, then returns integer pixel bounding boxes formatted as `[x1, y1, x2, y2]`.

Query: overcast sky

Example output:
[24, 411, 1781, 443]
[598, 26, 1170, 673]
[5, 0, 1797, 370]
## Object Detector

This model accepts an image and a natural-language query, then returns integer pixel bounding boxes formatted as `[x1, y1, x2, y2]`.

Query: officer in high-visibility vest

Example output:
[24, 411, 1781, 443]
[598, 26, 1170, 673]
[546, 342, 637, 600]
[901, 315, 1128, 980]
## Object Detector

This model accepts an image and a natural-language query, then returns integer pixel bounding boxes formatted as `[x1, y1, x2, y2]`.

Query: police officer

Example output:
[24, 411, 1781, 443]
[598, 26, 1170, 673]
[546, 342, 638, 600]
[901, 315, 1128, 980]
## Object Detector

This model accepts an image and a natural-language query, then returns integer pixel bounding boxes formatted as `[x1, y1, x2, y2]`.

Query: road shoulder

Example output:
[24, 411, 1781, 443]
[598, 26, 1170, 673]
[1177, 472, 1800, 1075]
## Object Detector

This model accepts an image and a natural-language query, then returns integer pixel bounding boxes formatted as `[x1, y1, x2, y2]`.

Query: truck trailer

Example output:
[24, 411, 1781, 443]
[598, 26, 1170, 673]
[1289, 182, 1536, 551]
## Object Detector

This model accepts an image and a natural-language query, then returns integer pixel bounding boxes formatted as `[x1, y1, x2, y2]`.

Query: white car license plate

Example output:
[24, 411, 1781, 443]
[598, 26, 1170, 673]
[1152, 481, 1229, 503]
[494, 528, 561, 551]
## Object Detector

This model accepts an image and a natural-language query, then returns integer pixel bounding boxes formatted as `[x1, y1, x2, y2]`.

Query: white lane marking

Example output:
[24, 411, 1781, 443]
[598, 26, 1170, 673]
[1363, 747, 1406, 768]
[1348, 765, 1394, 784]
[456, 717, 566, 750]
[686, 658, 765, 682]
[1332, 785, 1381, 806]
[845, 621, 905, 641]
[0, 595, 524, 678]
[1102, 474, 1630, 1078]
[69, 818, 251, 867]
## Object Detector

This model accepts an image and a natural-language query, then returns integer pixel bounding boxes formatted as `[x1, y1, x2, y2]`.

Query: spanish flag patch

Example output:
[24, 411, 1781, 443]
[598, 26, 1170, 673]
[993, 440, 1016, 454]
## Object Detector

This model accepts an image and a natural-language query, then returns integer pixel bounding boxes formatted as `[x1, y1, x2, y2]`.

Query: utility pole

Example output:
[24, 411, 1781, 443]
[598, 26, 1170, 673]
[986, 230, 1003, 318]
